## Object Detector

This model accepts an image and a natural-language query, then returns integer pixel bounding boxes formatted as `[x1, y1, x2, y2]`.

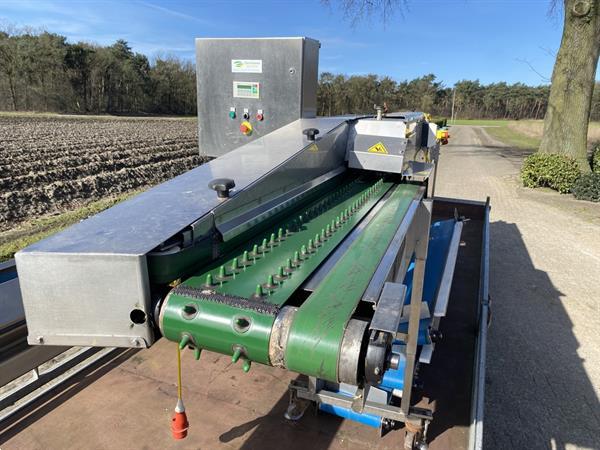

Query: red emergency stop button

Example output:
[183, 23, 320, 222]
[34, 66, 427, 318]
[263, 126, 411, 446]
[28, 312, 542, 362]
[240, 121, 253, 135]
[256, 113, 264, 121]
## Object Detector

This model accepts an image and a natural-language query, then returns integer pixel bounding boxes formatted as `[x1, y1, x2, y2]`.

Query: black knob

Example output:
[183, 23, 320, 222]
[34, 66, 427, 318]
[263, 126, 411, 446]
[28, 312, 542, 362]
[208, 178, 235, 199]
[302, 128, 319, 141]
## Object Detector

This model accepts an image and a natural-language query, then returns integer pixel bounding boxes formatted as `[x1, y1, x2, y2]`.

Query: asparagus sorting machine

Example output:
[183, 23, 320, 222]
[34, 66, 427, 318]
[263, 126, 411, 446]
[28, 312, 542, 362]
[13, 37, 489, 449]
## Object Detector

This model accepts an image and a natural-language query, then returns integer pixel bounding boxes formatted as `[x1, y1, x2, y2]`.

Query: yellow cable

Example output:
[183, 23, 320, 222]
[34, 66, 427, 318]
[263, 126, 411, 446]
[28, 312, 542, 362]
[177, 344, 182, 400]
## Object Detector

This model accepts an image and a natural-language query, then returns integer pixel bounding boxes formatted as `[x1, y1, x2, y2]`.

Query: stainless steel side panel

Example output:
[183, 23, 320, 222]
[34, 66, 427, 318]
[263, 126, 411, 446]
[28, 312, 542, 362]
[469, 200, 490, 450]
[16, 253, 152, 347]
[215, 121, 350, 237]
[347, 119, 407, 174]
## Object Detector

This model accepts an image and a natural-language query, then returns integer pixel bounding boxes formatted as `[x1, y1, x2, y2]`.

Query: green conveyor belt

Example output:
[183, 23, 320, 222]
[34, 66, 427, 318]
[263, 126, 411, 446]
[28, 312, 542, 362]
[284, 184, 419, 381]
[160, 176, 393, 365]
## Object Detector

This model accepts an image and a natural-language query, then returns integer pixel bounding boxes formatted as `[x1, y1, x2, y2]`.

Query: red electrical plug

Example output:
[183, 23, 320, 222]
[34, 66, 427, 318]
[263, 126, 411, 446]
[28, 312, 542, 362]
[171, 398, 189, 439]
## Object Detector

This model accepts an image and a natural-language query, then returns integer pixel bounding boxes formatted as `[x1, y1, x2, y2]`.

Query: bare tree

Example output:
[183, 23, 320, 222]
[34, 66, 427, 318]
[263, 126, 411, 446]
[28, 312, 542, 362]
[539, 0, 600, 171]
[321, 0, 406, 25]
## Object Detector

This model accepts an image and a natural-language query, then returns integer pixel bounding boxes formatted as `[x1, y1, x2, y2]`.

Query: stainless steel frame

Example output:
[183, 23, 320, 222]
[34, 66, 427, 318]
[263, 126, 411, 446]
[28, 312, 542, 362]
[289, 377, 432, 425]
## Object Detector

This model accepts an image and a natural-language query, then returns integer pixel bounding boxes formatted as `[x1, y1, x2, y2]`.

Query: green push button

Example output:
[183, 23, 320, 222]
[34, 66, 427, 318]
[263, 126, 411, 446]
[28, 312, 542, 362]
[229, 111, 236, 119]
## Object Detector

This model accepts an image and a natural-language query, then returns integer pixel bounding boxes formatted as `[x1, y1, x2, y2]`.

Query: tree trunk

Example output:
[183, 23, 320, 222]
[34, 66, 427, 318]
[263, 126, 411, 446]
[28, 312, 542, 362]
[6, 70, 17, 110]
[539, 0, 600, 172]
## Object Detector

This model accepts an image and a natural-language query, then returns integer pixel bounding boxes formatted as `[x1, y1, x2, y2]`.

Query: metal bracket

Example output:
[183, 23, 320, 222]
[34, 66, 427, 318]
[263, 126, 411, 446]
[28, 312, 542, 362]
[370, 282, 407, 334]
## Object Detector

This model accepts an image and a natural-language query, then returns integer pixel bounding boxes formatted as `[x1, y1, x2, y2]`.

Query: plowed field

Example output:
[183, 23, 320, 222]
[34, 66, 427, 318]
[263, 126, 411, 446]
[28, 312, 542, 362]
[0, 115, 205, 231]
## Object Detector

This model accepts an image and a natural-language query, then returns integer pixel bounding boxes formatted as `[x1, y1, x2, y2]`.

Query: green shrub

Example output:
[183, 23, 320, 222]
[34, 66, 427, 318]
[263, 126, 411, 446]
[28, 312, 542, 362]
[592, 144, 600, 173]
[521, 153, 581, 194]
[572, 173, 600, 202]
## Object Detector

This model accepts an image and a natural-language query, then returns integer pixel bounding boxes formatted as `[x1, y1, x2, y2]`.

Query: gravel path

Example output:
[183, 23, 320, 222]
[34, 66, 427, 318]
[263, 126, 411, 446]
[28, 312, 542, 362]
[435, 126, 600, 450]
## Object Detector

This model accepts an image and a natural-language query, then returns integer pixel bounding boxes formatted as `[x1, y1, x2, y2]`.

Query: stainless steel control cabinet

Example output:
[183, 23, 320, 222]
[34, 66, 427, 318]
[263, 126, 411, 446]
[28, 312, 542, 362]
[196, 37, 319, 157]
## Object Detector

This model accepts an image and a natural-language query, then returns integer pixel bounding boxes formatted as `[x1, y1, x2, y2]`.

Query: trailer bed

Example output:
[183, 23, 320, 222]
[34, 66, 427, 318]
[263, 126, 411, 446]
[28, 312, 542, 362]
[0, 197, 489, 450]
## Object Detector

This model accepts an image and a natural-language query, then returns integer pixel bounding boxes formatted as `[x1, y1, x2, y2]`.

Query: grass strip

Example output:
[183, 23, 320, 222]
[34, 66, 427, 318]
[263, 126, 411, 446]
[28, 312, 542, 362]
[0, 191, 139, 262]
[484, 125, 541, 150]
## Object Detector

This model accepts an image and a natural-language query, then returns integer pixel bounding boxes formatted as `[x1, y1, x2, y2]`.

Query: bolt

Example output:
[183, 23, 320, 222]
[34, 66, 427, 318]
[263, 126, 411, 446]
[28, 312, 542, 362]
[254, 284, 264, 298]
[293, 251, 300, 264]
[261, 238, 268, 251]
[179, 335, 190, 350]
[266, 274, 277, 288]
[194, 347, 202, 360]
[218, 265, 227, 280]
[231, 257, 239, 271]
[374, 366, 380, 375]
[242, 250, 250, 264]
[269, 233, 276, 246]
[263, 275, 278, 291]
[205, 274, 214, 287]
[285, 258, 295, 273]
[326, 224, 331, 236]
[131, 338, 140, 346]
[278, 228, 284, 240]
[308, 239, 314, 251]
[232, 347, 242, 363]
[275, 266, 287, 280]
[243, 359, 252, 373]
[301, 245, 307, 256]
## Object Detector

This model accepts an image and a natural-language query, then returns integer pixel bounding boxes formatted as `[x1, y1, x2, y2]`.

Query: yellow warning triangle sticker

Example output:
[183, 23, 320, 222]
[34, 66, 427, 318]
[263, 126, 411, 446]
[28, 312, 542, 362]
[367, 142, 388, 154]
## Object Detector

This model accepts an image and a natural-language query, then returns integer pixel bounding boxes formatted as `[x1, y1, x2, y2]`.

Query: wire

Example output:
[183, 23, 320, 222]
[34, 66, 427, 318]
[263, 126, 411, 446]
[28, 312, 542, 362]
[177, 344, 182, 400]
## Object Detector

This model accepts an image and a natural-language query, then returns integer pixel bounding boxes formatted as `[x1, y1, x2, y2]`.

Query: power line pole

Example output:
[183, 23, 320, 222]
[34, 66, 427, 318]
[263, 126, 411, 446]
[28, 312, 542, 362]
[450, 87, 456, 125]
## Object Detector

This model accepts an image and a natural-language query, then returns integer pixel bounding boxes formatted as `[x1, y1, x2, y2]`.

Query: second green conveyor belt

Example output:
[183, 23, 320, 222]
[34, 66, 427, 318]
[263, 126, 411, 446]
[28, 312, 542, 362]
[284, 183, 419, 381]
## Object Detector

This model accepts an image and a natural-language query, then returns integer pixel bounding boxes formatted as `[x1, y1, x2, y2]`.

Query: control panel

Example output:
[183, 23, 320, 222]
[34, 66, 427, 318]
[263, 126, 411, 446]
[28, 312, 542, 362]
[196, 37, 320, 157]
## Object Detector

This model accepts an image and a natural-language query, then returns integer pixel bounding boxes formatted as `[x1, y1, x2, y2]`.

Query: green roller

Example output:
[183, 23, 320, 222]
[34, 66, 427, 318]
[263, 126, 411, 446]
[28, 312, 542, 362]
[160, 289, 278, 364]
[284, 184, 419, 381]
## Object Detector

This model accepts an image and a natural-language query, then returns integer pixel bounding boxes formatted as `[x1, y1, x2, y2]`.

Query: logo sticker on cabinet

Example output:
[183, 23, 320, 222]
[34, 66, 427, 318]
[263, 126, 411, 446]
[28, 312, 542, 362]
[231, 59, 263, 73]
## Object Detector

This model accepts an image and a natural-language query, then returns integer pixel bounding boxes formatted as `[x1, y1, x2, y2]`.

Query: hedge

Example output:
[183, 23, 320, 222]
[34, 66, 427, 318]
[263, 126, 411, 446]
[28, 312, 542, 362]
[521, 153, 580, 194]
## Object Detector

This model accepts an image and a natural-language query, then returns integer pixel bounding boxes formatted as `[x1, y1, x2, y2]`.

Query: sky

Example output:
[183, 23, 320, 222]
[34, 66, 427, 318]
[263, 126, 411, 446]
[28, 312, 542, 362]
[0, 0, 571, 87]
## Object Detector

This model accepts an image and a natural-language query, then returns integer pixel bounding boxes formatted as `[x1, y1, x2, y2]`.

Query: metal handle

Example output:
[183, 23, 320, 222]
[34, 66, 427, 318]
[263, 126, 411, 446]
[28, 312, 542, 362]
[302, 128, 319, 141]
[208, 178, 235, 199]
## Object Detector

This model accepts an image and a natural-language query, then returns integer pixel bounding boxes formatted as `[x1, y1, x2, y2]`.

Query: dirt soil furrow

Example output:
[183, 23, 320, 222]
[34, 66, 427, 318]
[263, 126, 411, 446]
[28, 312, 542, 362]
[0, 116, 205, 230]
